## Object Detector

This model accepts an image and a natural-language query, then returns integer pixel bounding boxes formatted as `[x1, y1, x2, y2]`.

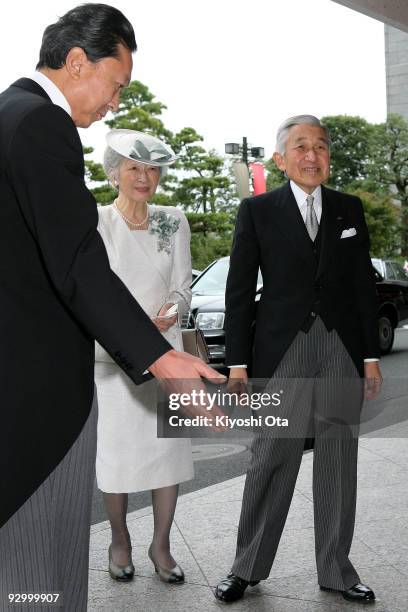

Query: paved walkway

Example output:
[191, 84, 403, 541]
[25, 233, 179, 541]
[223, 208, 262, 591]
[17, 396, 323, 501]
[88, 426, 408, 612]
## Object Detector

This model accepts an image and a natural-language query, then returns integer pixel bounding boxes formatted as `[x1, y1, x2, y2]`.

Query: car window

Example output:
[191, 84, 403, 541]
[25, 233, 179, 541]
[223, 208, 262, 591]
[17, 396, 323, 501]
[385, 262, 396, 280]
[192, 258, 262, 295]
[390, 262, 408, 281]
[192, 259, 230, 295]
[371, 259, 383, 276]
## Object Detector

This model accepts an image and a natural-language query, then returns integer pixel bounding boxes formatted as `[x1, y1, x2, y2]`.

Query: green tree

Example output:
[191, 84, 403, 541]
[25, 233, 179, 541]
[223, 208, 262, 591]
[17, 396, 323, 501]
[168, 129, 237, 267]
[190, 233, 233, 270]
[186, 211, 234, 269]
[105, 81, 172, 140]
[319, 114, 408, 254]
[321, 115, 375, 191]
[367, 114, 408, 254]
[84, 146, 116, 204]
[170, 128, 232, 214]
[351, 189, 401, 257]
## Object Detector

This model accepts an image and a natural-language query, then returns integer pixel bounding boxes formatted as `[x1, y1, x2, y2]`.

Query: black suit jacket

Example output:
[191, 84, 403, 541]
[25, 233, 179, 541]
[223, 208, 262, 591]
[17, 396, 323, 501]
[0, 79, 171, 527]
[225, 181, 380, 378]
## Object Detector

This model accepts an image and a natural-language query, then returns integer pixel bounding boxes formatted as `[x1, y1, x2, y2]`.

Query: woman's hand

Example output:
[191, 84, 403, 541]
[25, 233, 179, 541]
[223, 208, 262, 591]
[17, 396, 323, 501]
[152, 303, 178, 332]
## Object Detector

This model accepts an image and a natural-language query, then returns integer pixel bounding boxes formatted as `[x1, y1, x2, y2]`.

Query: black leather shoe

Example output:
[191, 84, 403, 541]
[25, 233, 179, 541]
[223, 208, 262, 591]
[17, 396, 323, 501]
[214, 573, 260, 603]
[320, 583, 375, 603]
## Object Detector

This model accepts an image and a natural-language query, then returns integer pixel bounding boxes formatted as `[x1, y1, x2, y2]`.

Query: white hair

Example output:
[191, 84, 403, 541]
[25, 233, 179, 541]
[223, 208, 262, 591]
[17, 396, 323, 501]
[275, 115, 331, 155]
[103, 146, 167, 188]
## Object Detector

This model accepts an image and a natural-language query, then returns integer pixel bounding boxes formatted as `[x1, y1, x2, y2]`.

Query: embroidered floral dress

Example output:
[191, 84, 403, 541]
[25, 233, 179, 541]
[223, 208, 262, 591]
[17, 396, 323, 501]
[95, 204, 194, 493]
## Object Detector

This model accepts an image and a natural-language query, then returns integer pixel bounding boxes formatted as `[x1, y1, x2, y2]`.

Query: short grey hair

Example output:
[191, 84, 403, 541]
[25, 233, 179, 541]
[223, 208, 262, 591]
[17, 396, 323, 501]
[103, 146, 167, 187]
[275, 115, 331, 155]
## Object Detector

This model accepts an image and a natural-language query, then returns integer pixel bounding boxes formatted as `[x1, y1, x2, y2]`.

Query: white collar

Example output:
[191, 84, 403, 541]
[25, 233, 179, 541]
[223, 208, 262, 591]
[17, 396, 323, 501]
[289, 180, 322, 222]
[290, 180, 322, 207]
[30, 71, 72, 117]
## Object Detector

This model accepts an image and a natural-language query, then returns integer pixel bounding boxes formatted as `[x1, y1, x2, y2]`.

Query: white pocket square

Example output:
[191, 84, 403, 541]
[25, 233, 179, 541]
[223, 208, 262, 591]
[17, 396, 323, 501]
[340, 227, 357, 239]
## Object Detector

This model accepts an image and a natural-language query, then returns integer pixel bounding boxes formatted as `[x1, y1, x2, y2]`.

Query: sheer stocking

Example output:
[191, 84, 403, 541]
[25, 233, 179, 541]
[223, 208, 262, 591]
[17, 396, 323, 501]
[103, 492, 132, 566]
[150, 484, 179, 569]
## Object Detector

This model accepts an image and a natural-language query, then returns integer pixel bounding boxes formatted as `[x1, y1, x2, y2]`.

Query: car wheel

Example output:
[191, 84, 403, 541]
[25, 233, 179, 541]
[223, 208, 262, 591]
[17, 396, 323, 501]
[378, 315, 394, 354]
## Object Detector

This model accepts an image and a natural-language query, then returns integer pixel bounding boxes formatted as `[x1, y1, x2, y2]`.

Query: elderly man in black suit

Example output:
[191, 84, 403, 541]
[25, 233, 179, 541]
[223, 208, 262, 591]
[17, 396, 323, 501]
[0, 5, 224, 610]
[215, 115, 382, 604]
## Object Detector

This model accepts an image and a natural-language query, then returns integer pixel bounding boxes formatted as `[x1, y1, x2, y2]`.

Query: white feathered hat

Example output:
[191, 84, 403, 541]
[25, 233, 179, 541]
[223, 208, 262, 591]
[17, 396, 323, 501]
[105, 129, 177, 167]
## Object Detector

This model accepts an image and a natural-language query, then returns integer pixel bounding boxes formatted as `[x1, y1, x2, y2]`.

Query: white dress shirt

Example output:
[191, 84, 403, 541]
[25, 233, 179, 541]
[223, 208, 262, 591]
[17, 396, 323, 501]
[229, 181, 378, 367]
[30, 71, 71, 117]
[290, 180, 322, 223]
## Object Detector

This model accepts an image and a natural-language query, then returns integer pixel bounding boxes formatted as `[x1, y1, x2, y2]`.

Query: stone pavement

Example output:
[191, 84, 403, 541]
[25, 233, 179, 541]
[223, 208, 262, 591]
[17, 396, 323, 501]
[88, 427, 408, 612]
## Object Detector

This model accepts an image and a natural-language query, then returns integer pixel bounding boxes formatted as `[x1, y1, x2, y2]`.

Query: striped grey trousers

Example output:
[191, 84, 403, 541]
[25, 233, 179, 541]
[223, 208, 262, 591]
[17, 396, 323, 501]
[231, 317, 363, 590]
[0, 388, 98, 612]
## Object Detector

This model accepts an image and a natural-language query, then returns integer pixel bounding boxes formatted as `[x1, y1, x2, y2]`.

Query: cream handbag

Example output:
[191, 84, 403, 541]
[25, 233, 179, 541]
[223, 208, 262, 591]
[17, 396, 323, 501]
[182, 313, 210, 363]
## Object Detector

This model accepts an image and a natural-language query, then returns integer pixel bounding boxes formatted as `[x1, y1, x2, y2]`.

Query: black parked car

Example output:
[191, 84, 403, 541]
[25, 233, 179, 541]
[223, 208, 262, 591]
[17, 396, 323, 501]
[373, 259, 408, 353]
[188, 256, 408, 367]
[371, 258, 408, 282]
[191, 269, 202, 281]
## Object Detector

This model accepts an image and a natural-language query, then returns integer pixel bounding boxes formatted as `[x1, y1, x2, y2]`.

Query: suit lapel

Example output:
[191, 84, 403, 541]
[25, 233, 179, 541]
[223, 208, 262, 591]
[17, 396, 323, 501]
[316, 185, 338, 279]
[11, 78, 52, 102]
[273, 182, 316, 270]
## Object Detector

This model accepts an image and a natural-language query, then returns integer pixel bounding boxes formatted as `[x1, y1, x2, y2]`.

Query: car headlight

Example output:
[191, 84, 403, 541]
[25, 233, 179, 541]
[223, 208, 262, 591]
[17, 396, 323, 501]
[196, 312, 225, 330]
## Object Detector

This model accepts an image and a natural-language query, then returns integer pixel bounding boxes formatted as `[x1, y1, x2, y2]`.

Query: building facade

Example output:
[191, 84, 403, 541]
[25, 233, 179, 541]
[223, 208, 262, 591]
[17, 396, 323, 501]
[385, 25, 408, 120]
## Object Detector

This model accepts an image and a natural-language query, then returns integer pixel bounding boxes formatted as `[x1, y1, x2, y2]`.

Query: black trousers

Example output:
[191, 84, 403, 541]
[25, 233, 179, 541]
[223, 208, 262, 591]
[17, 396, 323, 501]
[232, 318, 363, 590]
[0, 389, 98, 611]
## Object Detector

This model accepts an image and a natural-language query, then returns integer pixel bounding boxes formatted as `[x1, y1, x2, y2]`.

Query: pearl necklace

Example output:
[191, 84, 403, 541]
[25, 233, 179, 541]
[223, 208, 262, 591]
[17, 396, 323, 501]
[113, 200, 149, 228]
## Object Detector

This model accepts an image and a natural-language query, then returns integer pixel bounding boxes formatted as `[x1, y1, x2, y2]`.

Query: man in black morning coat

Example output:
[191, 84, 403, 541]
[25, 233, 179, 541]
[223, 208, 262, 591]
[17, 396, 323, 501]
[0, 5, 223, 610]
[215, 115, 382, 605]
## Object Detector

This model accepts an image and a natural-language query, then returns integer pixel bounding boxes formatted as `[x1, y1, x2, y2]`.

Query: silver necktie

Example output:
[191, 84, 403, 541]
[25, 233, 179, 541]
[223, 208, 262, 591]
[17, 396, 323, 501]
[305, 194, 319, 241]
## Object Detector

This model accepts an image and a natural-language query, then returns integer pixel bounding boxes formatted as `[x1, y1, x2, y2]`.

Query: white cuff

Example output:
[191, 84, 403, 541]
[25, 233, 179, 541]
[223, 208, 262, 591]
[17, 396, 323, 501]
[228, 365, 247, 368]
[364, 358, 380, 362]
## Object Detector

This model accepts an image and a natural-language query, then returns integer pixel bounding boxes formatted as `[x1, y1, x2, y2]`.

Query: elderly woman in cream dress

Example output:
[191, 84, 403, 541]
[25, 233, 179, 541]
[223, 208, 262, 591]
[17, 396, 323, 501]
[95, 130, 193, 584]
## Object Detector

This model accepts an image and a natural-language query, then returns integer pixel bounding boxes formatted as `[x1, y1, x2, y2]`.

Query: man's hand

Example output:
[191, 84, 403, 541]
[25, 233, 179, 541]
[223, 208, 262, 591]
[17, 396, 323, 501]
[364, 361, 383, 401]
[227, 366, 248, 398]
[148, 350, 227, 431]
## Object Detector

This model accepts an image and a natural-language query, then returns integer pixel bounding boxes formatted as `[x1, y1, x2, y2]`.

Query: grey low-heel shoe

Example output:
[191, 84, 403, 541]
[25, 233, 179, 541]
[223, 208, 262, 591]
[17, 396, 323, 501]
[148, 544, 185, 583]
[108, 544, 135, 581]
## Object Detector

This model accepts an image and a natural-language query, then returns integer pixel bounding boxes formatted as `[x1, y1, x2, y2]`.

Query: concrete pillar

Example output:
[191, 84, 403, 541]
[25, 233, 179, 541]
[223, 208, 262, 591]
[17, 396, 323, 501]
[385, 25, 408, 120]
